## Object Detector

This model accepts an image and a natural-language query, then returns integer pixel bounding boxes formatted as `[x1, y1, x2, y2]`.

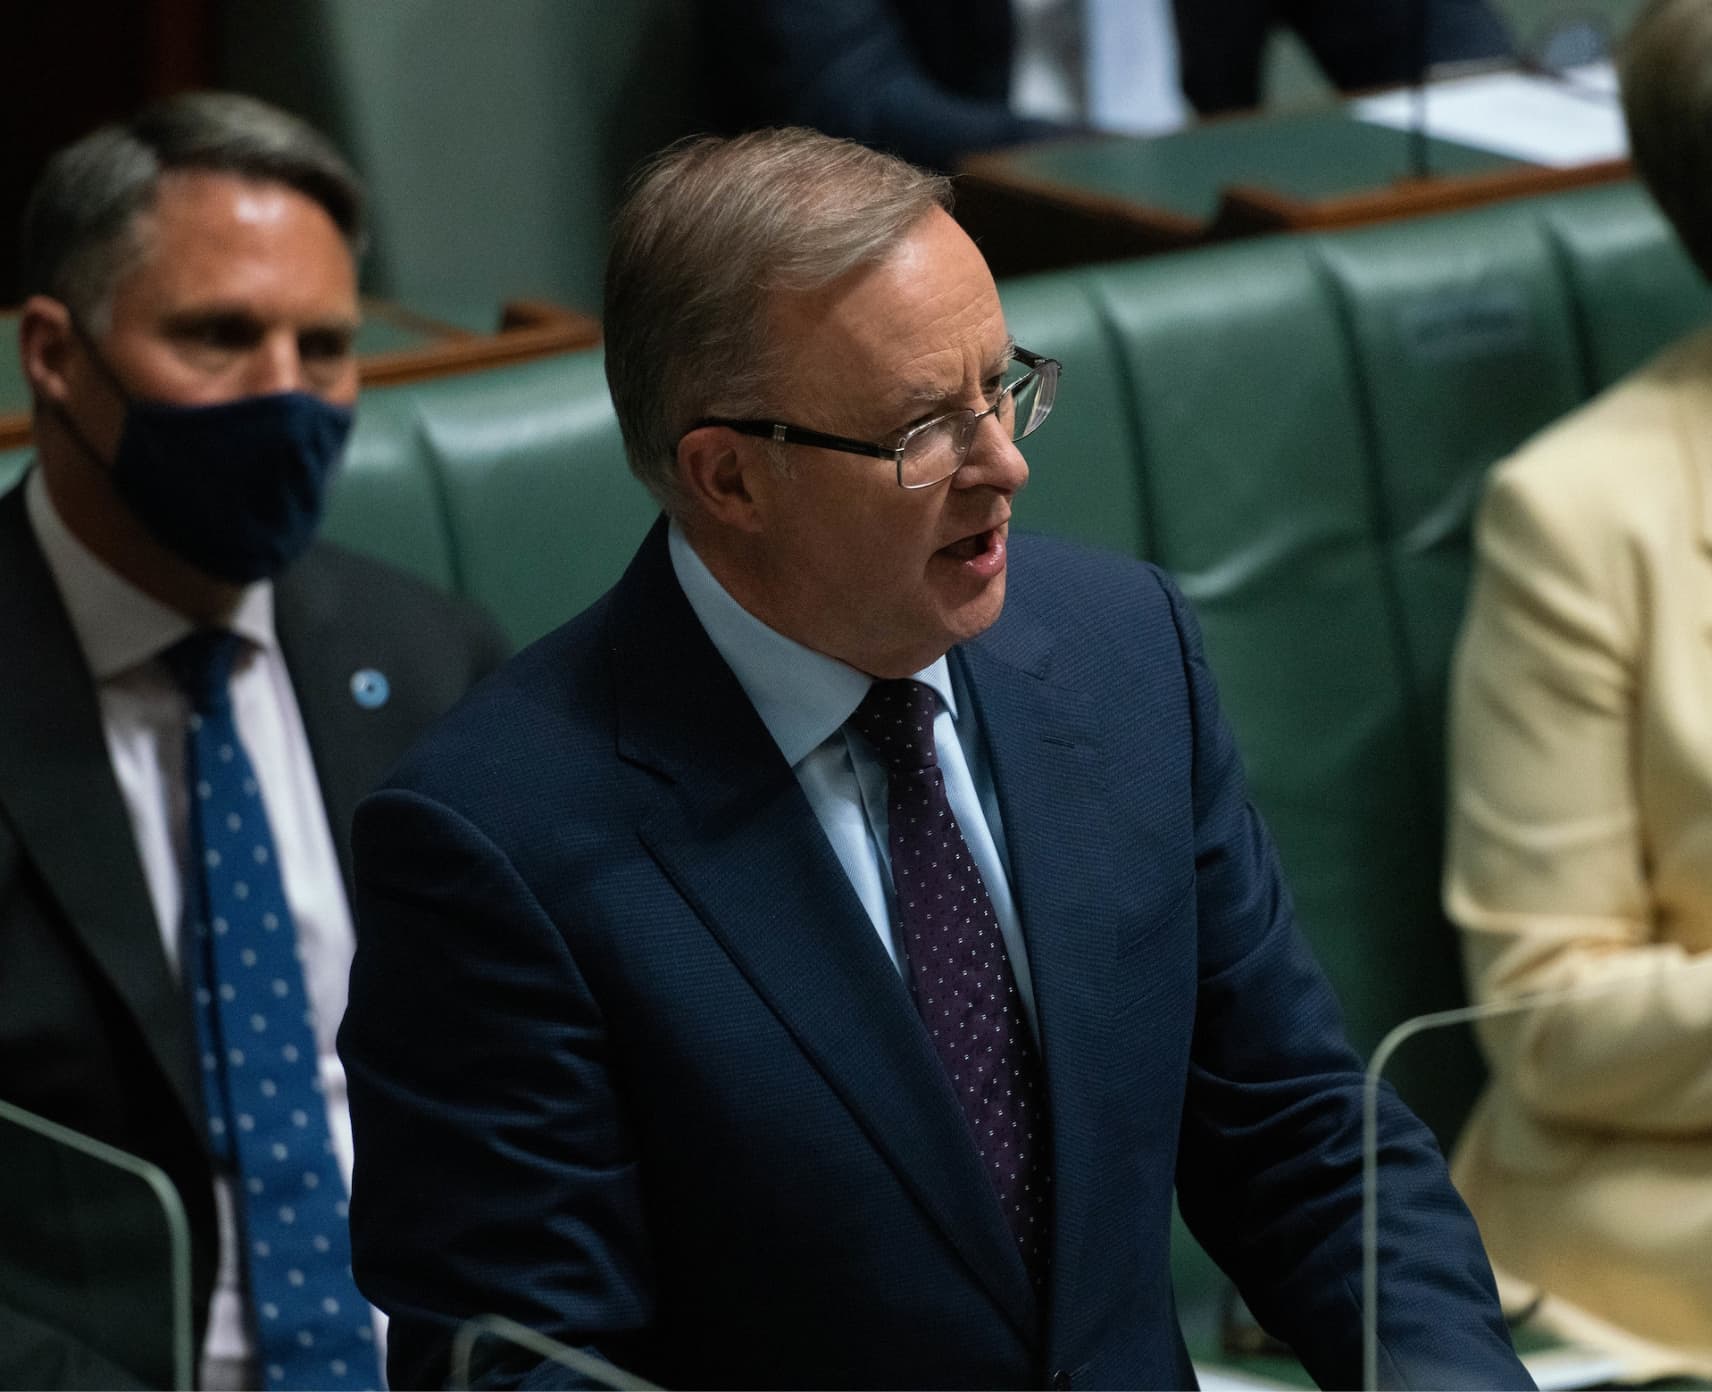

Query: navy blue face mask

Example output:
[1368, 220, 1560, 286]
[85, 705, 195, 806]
[63, 328, 354, 584]
[107, 390, 354, 583]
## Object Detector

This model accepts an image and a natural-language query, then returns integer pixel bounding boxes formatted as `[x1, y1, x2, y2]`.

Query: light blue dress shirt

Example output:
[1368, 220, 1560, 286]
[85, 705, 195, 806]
[668, 522, 1039, 1036]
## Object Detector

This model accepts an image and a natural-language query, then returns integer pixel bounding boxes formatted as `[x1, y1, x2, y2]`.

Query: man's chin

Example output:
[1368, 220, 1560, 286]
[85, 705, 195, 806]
[941, 570, 1008, 646]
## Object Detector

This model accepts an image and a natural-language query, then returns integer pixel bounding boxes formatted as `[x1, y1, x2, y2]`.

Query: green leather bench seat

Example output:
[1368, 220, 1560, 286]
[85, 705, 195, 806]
[9, 186, 1707, 1112]
[6, 179, 1709, 1379]
[327, 351, 655, 647]
[1014, 184, 1707, 1142]
[995, 275, 1146, 557]
[1086, 235, 1459, 1125]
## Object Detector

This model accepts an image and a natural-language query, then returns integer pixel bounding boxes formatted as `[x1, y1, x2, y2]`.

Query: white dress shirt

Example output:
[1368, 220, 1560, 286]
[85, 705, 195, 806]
[25, 470, 379, 1388]
[1011, 0, 1187, 136]
[667, 521, 1040, 1037]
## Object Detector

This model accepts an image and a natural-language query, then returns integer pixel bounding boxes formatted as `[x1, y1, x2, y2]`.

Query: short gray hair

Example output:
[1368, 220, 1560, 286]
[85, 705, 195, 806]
[20, 90, 366, 330]
[603, 127, 952, 514]
[1620, 0, 1712, 280]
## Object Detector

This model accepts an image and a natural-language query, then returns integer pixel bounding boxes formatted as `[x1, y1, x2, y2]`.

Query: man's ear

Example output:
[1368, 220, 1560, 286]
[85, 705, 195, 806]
[18, 295, 78, 408]
[675, 425, 768, 533]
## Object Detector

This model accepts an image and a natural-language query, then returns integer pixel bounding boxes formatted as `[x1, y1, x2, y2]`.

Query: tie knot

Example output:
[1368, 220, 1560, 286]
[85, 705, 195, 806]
[163, 629, 243, 715]
[850, 678, 941, 774]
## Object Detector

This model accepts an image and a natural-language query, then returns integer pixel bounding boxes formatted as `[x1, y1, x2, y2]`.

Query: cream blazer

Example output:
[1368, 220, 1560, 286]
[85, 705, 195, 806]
[1446, 328, 1712, 1377]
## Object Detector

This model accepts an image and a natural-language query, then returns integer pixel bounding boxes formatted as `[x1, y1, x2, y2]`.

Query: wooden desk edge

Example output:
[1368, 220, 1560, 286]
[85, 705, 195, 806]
[1214, 157, 1633, 236]
[361, 303, 600, 387]
[959, 152, 1205, 240]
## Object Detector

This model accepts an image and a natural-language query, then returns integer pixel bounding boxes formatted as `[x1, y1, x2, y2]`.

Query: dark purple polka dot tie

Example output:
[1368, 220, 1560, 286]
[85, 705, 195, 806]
[850, 678, 1051, 1285]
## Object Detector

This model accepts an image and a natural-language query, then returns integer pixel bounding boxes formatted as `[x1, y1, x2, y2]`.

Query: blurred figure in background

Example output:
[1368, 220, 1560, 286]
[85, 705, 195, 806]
[702, 0, 1512, 170]
[0, 92, 506, 1388]
[1174, 0, 1512, 114]
[1444, 0, 1712, 1376]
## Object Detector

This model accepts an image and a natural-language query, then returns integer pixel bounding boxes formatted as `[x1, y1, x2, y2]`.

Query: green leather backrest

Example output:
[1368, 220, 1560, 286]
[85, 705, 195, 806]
[1541, 182, 1712, 391]
[4, 179, 1699, 1370]
[326, 351, 654, 650]
[999, 274, 1148, 557]
[0, 328, 24, 418]
[1085, 239, 1449, 1108]
[0, 448, 26, 495]
[8, 185, 1700, 1123]
[1063, 182, 1704, 1143]
[323, 388, 460, 592]
[393, 351, 656, 648]
[1298, 209, 1585, 1138]
[1318, 204, 1587, 783]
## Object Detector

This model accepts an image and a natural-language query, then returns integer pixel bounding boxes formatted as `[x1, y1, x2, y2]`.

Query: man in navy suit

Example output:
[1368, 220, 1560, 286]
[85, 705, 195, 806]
[340, 127, 1531, 1389]
[700, 0, 1512, 170]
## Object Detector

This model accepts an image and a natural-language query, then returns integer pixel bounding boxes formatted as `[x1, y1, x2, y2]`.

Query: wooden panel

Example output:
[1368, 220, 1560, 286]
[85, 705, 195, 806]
[1213, 158, 1632, 237]
[956, 154, 1200, 280]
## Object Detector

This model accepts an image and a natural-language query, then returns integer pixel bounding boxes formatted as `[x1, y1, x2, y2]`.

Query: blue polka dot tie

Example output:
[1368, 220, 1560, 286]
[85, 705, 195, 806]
[849, 678, 1052, 1285]
[166, 631, 380, 1390]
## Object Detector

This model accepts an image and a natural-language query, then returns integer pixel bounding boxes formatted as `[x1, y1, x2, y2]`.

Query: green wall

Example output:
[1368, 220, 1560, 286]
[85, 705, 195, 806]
[217, 0, 705, 324]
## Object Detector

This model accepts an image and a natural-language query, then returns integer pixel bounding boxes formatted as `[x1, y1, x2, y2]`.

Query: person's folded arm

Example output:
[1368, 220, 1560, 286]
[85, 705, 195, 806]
[1446, 462, 1712, 1135]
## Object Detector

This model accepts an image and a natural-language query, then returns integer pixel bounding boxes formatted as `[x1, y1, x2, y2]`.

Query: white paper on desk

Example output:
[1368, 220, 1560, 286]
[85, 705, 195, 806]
[1350, 64, 1629, 168]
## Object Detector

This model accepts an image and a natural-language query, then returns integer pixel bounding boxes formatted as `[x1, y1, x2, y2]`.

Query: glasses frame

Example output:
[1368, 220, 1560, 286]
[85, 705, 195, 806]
[691, 346, 1061, 490]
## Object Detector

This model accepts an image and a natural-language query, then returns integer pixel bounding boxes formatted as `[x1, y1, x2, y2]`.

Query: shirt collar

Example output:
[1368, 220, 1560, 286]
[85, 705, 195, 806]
[25, 467, 278, 681]
[667, 519, 958, 767]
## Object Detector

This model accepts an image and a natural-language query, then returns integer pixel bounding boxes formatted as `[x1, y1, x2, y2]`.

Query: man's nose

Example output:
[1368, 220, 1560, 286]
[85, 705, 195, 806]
[955, 410, 1029, 495]
[243, 333, 308, 395]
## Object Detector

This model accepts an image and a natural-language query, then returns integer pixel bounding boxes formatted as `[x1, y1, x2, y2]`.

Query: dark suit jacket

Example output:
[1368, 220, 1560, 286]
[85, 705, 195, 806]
[1172, 0, 1511, 115]
[0, 479, 508, 1388]
[342, 520, 1530, 1390]
[702, 0, 1511, 166]
[701, 0, 1070, 171]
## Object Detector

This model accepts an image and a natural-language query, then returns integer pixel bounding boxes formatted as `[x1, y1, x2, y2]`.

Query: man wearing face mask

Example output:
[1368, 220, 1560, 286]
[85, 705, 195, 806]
[0, 92, 508, 1389]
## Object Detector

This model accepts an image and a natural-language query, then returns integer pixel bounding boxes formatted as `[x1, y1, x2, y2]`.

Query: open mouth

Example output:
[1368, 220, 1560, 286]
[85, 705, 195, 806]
[937, 525, 1008, 576]
[941, 530, 993, 562]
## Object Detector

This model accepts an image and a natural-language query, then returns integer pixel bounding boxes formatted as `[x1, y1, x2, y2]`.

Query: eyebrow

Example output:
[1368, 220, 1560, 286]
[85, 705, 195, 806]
[886, 335, 1018, 416]
[161, 305, 361, 335]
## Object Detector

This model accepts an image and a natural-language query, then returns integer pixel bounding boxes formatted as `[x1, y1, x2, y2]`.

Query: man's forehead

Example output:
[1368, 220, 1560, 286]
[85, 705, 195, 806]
[875, 331, 1014, 408]
[770, 229, 1006, 397]
[112, 170, 357, 305]
[133, 170, 341, 251]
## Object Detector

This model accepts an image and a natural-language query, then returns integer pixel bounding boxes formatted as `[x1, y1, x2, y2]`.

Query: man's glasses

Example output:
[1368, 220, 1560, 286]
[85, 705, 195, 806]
[693, 346, 1061, 490]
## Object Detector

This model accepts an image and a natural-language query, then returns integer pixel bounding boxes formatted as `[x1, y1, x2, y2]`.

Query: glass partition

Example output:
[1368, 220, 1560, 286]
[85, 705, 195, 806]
[0, 1096, 193, 1389]
[449, 1313, 658, 1391]
[1362, 964, 1712, 1391]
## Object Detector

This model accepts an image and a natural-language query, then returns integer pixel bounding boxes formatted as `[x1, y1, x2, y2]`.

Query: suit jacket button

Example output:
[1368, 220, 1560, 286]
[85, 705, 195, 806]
[1049, 1372, 1072, 1390]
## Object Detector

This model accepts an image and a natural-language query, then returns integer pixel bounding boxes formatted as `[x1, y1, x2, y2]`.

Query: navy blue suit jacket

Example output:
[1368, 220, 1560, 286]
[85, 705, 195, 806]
[341, 521, 1528, 1389]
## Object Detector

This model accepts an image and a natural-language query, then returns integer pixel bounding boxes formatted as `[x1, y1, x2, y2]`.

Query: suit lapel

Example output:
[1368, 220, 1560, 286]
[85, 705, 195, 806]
[275, 550, 416, 898]
[611, 524, 1039, 1341]
[959, 601, 1132, 1357]
[0, 484, 204, 1131]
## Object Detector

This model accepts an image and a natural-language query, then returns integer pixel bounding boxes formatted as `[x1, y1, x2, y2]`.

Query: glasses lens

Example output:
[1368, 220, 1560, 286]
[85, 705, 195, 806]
[899, 414, 968, 488]
[1008, 360, 1057, 441]
[895, 354, 1058, 488]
